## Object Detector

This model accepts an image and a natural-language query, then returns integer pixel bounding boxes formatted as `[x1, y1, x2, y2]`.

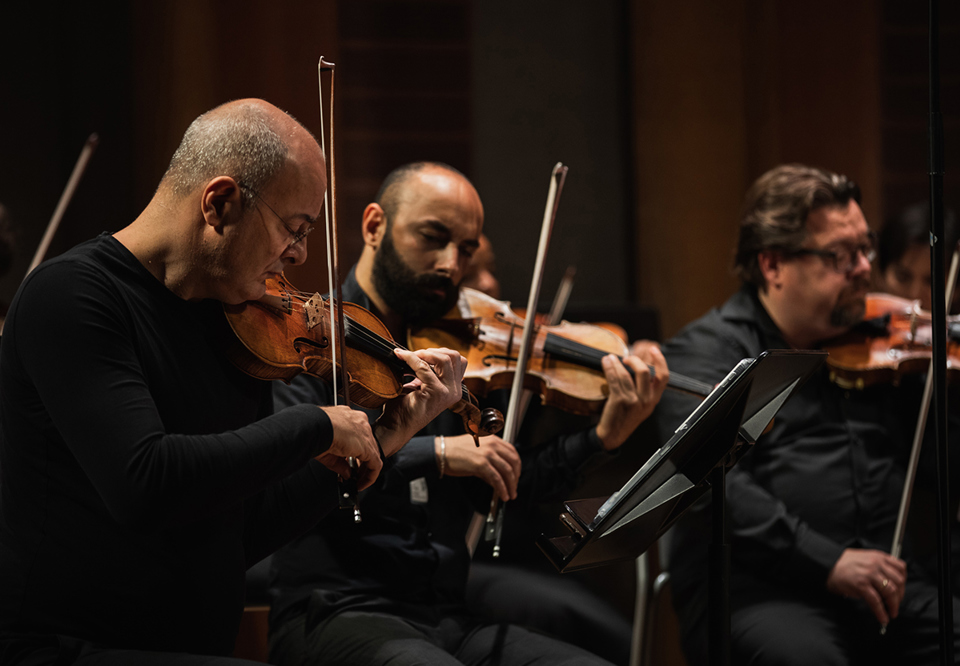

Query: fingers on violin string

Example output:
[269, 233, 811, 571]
[622, 354, 651, 393]
[603, 354, 632, 390]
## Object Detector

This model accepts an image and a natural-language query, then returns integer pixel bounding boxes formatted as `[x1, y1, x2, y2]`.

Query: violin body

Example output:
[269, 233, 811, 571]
[223, 276, 503, 438]
[409, 288, 632, 416]
[824, 292, 960, 389]
[223, 276, 403, 409]
[511, 306, 629, 344]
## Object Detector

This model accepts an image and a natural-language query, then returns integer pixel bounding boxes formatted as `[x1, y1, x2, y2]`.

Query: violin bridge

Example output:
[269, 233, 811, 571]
[303, 293, 325, 330]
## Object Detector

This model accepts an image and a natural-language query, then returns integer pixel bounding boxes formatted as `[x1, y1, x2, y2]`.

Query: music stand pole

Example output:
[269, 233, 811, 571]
[709, 463, 731, 666]
[926, 1, 953, 663]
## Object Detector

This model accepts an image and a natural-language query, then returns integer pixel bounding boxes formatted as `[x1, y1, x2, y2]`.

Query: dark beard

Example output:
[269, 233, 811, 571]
[829, 276, 870, 328]
[372, 228, 460, 329]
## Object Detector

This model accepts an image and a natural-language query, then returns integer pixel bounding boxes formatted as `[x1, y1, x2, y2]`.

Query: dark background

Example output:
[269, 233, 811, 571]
[4, 1, 957, 336]
[2, 1, 959, 655]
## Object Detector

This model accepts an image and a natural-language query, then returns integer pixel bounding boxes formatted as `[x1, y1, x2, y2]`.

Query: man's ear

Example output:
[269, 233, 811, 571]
[201, 177, 244, 229]
[361, 203, 388, 249]
[757, 250, 785, 290]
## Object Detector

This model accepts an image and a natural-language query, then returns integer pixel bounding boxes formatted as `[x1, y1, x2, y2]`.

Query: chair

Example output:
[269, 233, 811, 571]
[630, 535, 687, 666]
[231, 555, 272, 663]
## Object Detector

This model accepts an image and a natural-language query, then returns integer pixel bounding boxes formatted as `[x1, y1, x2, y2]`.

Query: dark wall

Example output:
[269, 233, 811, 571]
[472, 1, 633, 313]
[0, 4, 138, 309]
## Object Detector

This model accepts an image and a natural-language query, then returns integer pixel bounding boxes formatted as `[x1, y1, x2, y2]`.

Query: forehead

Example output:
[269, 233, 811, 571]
[804, 200, 868, 244]
[393, 169, 483, 235]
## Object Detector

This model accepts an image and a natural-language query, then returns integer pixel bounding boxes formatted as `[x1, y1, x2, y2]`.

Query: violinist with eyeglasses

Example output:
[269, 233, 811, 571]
[0, 100, 468, 666]
[268, 161, 669, 666]
[655, 163, 960, 666]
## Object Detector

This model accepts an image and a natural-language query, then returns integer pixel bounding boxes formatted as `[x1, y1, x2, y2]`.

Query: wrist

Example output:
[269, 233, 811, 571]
[373, 422, 402, 458]
[594, 424, 617, 451]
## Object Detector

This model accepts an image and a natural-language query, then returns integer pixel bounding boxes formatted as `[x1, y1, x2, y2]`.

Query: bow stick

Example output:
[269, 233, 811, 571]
[890, 240, 960, 563]
[881, 241, 959, 635]
[512, 265, 577, 430]
[318, 56, 361, 523]
[482, 162, 568, 558]
[25, 133, 99, 278]
[0, 133, 99, 337]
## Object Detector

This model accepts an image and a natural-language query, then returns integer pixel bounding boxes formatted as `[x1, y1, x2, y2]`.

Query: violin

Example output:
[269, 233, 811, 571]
[408, 287, 714, 416]
[512, 307, 630, 344]
[823, 292, 960, 390]
[222, 275, 504, 440]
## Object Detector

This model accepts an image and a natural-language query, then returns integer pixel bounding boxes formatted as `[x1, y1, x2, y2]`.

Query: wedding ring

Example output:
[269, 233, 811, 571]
[881, 578, 889, 588]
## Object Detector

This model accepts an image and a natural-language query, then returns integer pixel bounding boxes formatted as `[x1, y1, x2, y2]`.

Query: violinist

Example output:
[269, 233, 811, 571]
[874, 200, 958, 312]
[268, 161, 669, 666]
[655, 163, 960, 666]
[0, 100, 467, 666]
[461, 232, 500, 298]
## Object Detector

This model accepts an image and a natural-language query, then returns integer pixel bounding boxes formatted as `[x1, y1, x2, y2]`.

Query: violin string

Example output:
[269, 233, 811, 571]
[285, 289, 401, 356]
[286, 288, 471, 401]
[544, 332, 712, 397]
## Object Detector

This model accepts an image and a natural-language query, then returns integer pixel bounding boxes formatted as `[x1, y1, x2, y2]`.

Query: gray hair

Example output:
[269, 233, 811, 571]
[161, 102, 289, 209]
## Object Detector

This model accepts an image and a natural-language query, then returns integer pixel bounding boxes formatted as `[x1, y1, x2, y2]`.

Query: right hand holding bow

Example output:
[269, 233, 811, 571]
[826, 547, 907, 625]
[438, 434, 521, 502]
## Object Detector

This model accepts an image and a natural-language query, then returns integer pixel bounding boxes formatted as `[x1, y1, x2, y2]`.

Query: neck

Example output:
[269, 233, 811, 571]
[113, 194, 202, 301]
[757, 287, 816, 349]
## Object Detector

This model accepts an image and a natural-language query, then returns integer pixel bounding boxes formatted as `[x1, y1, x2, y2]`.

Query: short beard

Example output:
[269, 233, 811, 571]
[829, 275, 870, 328]
[371, 226, 460, 329]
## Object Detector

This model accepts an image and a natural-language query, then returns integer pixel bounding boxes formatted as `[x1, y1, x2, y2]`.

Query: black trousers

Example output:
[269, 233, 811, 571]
[269, 598, 617, 666]
[0, 633, 262, 666]
[678, 569, 960, 666]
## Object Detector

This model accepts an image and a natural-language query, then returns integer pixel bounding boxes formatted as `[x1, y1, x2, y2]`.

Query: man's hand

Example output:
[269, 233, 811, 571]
[826, 548, 907, 625]
[314, 405, 383, 491]
[438, 434, 521, 502]
[594, 340, 669, 450]
[375, 347, 467, 456]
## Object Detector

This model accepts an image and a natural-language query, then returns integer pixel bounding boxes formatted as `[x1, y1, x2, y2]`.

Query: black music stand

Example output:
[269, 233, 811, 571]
[537, 349, 826, 666]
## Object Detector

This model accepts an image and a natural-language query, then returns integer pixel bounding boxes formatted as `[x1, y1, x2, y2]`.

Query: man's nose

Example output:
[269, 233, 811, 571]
[435, 244, 461, 278]
[283, 239, 308, 266]
[850, 248, 872, 277]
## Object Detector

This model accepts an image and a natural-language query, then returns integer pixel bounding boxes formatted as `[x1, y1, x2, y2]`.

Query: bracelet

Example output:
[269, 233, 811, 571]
[438, 435, 446, 478]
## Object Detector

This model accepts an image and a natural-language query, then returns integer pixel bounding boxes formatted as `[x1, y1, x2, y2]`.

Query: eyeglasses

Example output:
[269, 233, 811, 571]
[238, 183, 313, 247]
[788, 231, 878, 274]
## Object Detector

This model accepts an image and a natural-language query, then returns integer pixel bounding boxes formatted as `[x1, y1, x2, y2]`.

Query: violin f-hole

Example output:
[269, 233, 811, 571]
[293, 336, 329, 353]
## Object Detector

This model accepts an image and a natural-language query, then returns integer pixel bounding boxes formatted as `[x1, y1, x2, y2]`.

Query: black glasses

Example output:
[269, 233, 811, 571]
[238, 183, 313, 247]
[788, 231, 878, 274]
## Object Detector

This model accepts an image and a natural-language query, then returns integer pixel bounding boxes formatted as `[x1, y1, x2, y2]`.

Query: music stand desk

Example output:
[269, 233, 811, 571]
[537, 349, 825, 666]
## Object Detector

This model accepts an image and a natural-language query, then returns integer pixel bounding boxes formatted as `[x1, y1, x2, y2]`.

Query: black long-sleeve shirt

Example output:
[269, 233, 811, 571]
[269, 267, 608, 627]
[655, 286, 922, 618]
[0, 234, 338, 658]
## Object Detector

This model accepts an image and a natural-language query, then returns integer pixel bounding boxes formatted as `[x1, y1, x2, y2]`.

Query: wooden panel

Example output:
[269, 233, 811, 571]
[284, 0, 473, 294]
[631, 0, 885, 339]
[630, 0, 748, 339]
[878, 1, 960, 220]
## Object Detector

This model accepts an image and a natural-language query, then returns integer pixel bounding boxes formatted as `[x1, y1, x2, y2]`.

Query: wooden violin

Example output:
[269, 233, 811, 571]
[409, 287, 714, 416]
[823, 292, 960, 390]
[223, 275, 504, 441]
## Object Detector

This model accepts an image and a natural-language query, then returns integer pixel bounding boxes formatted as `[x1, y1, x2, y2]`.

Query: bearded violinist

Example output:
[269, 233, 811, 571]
[268, 161, 669, 666]
[656, 164, 960, 666]
[0, 100, 467, 666]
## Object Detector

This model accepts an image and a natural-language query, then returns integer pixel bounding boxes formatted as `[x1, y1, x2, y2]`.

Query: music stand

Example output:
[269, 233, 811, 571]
[537, 349, 826, 666]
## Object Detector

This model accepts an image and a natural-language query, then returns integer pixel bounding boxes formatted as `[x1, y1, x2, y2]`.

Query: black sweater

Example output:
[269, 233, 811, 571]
[0, 234, 338, 657]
